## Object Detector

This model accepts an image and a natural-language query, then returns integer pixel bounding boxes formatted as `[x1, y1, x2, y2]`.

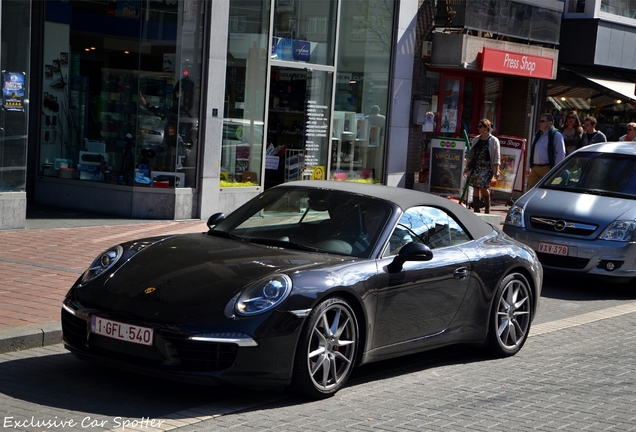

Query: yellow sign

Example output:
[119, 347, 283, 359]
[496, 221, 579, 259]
[312, 166, 325, 180]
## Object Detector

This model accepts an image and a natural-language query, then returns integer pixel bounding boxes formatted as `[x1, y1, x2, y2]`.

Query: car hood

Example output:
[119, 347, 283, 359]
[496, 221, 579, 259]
[85, 233, 352, 322]
[519, 188, 636, 223]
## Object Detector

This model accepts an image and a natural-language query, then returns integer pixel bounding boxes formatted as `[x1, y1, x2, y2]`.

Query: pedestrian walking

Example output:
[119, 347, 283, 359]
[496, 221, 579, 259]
[527, 114, 566, 190]
[580, 115, 607, 147]
[619, 122, 636, 142]
[560, 111, 583, 155]
[463, 119, 500, 214]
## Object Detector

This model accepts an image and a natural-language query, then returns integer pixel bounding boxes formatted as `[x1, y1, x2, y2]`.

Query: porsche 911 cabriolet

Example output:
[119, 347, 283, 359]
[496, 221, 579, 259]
[62, 180, 542, 399]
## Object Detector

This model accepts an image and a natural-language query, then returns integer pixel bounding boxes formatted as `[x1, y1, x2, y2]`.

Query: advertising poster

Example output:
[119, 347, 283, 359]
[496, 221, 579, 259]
[489, 135, 526, 194]
[429, 137, 466, 196]
[3, 71, 26, 112]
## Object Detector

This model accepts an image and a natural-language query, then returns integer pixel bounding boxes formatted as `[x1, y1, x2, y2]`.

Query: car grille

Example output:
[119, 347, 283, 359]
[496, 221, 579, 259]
[537, 252, 589, 269]
[529, 216, 597, 236]
[61, 309, 238, 372]
[62, 309, 88, 348]
[162, 336, 238, 371]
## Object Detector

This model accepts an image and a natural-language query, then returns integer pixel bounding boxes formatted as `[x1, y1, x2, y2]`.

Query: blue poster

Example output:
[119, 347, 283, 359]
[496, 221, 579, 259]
[3, 71, 26, 112]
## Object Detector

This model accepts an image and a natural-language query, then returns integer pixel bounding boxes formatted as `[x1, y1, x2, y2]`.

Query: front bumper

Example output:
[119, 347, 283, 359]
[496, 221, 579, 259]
[503, 225, 636, 280]
[61, 299, 303, 388]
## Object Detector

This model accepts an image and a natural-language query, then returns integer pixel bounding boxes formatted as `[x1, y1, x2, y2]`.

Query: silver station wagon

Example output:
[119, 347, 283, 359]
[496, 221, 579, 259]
[504, 142, 636, 283]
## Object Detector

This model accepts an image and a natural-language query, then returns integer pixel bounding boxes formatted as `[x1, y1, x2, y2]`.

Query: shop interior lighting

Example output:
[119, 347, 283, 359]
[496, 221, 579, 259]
[617, 100, 622, 104]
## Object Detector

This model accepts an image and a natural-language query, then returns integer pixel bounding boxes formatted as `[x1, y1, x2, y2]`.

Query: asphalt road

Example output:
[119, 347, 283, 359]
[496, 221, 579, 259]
[1, 274, 635, 432]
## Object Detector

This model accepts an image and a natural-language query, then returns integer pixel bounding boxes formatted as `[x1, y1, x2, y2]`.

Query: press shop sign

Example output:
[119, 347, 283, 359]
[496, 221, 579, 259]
[480, 48, 554, 79]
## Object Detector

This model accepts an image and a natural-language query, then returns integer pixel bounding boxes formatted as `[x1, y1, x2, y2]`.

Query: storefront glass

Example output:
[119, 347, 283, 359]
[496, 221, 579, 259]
[225, 0, 395, 188]
[331, 0, 395, 183]
[222, 0, 270, 187]
[483, 78, 501, 133]
[0, 0, 31, 193]
[464, 1, 562, 44]
[600, 0, 636, 19]
[431, 74, 501, 137]
[40, 1, 205, 189]
[266, 67, 333, 186]
[272, 0, 337, 66]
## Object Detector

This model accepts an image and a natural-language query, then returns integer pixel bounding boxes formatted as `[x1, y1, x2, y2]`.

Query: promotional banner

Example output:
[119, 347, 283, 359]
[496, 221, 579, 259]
[490, 135, 526, 194]
[3, 71, 26, 112]
[429, 137, 466, 196]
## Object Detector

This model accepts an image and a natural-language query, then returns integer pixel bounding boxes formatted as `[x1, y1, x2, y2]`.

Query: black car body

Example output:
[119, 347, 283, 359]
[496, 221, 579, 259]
[62, 180, 542, 398]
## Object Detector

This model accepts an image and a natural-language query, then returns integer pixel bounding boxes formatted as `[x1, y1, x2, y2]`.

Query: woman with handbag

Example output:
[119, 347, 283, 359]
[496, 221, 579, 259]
[463, 119, 500, 214]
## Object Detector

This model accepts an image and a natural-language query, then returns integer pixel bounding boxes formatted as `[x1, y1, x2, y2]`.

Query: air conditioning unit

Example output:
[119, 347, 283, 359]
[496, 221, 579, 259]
[422, 41, 432, 58]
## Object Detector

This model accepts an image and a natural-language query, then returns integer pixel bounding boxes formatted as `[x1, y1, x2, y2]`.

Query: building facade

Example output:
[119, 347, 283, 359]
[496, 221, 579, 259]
[2, 0, 415, 229]
[549, 0, 636, 139]
[4, 0, 619, 230]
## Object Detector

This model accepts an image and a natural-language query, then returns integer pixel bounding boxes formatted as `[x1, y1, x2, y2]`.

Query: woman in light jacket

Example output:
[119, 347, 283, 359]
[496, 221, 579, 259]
[463, 119, 500, 214]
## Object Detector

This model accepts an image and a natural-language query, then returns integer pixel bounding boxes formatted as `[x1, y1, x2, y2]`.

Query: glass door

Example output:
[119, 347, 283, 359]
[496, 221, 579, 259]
[265, 66, 333, 188]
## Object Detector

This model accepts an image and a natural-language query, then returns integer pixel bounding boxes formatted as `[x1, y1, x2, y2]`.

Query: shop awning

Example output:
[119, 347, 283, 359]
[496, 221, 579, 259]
[568, 67, 636, 101]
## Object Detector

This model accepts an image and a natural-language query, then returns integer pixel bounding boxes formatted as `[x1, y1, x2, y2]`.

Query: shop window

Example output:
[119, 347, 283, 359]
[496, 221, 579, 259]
[272, 0, 337, 65]
[601, 0, 636, 18]
[0, 0, 31, 193]
[40, 1, 205, 189]
[331, 0, 395, 184]
[222, 0, 270, 187]
[306, 16, 328, 41]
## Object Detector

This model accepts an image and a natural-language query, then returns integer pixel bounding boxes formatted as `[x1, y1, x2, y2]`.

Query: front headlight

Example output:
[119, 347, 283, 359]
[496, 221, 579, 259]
[235, 274, 292, 316]
[79, 245, 124, 286]
[505, 205, 524, 227]
[599, 221, 636, 241]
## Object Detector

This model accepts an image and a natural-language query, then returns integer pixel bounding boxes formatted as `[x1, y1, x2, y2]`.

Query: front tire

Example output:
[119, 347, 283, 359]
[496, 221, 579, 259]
[291, 297, 358, 399]
[488, 273, 532, 357]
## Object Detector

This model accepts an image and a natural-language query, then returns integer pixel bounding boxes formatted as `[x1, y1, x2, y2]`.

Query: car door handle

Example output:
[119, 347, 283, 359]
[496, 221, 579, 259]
[453, 267, 468, 279]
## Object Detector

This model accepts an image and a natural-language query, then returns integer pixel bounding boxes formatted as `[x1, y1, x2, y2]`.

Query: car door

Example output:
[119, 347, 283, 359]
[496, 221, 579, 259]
[369, 206, 472, 353]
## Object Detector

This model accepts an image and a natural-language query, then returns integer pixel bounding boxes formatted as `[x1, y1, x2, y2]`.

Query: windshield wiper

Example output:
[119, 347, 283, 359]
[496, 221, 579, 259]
[247, 237, 320, 252]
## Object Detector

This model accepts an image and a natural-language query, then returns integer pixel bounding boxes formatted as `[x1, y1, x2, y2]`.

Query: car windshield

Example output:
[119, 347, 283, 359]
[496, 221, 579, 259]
[212, 186, 393, 257]
[541, 152, 636, 199]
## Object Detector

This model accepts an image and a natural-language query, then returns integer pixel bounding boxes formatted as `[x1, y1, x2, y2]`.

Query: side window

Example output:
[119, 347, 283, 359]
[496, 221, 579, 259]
[388, 206, 470, 255]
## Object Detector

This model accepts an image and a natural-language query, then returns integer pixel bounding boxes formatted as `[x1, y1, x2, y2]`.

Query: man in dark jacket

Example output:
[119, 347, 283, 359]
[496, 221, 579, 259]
[527, 114, 566, 189]
[580, 115, 607, 147]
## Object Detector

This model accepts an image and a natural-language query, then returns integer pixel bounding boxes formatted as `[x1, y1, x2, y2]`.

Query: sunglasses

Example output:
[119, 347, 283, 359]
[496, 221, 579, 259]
[478, 124, 485, 128]
[628, 128, 635, 131]
[539, 120, 548, 123]
[567, 115, 576, 119]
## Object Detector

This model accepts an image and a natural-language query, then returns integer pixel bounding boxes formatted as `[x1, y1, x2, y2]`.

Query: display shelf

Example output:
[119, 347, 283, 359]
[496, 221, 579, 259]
[356, 118, 368, 141]
[285, 149, 303, 181]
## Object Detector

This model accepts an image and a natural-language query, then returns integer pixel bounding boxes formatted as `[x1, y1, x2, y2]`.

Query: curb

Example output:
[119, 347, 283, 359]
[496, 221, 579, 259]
[0, 322, 62, 354]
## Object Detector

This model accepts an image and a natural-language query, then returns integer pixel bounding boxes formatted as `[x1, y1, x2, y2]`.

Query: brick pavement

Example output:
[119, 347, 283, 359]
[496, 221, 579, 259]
[0, 219, 208, 351]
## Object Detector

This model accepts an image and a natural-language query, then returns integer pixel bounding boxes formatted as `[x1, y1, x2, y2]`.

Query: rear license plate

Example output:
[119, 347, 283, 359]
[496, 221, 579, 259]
[538, 242, 568, 256]
[90, 315, 154, 346]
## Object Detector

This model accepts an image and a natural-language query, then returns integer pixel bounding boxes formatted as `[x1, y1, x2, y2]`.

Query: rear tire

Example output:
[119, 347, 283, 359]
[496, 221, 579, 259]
[291, 297, 358, 399]
[488, 273, 532, 357]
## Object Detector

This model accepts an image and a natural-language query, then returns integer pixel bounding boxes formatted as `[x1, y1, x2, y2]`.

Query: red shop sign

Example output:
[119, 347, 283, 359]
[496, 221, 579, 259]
[480, 48, 554, 79]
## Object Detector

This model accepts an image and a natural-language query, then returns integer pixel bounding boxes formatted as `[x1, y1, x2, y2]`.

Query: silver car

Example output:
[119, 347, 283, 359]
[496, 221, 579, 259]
[503, 142, 636, 283]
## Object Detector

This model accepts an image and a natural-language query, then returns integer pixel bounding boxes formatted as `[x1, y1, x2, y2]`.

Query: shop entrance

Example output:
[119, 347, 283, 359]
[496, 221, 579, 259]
[265, 66, 333, 189]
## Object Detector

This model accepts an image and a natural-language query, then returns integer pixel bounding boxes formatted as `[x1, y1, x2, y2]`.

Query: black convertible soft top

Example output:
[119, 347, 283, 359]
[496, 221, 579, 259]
[276, 180, 495, 240]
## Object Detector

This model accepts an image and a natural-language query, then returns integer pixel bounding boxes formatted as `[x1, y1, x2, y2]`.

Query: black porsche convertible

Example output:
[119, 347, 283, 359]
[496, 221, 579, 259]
[62, 180, 542, 399]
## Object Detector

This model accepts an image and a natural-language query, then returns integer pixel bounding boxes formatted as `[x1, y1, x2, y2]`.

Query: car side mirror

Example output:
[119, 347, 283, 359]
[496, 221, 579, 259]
[206, 212, 225, 230]
[387, 242, 433, 273]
